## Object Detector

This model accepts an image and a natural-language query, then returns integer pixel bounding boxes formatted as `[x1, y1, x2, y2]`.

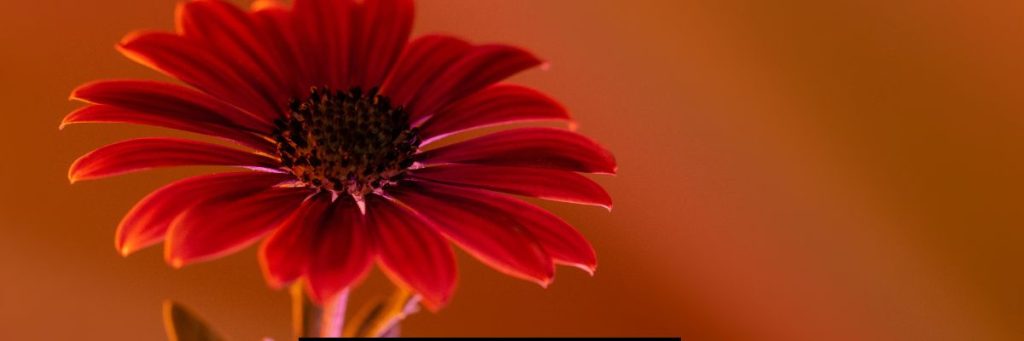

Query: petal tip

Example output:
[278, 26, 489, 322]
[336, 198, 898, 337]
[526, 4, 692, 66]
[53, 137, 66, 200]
[118, 30, 149, 46]
[250, 0, 282, 11]
[559, 261, 597, 276]
[67, 158, 88, 183]
[420, 297, 446, 313]
[536, 276, 554, 288]
[67, 166, 83, 184]
[165, 244, 186, 269]
[263, 276, 289, 290]
[116, 243, 135, 257]
[167, 255, 186, 269]
[68, 82, 95, 103]
[257, 248, 292, 290]
[602, 164, 619, 175]
[115, 30, 156, 62]
[597, 193, 614, 211]
[172, 1, 188, 34]
[583, 264, 598, 276]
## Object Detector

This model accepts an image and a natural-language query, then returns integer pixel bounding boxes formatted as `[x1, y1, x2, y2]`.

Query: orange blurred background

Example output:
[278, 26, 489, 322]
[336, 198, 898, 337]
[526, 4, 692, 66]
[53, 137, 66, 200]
[2, 0, 1023, 340]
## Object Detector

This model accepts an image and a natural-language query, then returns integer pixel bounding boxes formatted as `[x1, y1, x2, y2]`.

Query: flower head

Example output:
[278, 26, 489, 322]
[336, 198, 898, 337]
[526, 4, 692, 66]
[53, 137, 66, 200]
[65, 0, 615, 309]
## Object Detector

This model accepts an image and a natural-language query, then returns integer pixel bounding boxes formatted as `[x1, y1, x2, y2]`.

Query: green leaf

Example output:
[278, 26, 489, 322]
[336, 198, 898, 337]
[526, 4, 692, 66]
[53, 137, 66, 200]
[163, 300, 227, 341]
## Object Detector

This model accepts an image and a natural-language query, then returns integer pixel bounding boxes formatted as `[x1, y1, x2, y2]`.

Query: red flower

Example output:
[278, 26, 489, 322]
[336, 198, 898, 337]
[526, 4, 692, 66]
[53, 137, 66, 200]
[65, 0, 615, 309]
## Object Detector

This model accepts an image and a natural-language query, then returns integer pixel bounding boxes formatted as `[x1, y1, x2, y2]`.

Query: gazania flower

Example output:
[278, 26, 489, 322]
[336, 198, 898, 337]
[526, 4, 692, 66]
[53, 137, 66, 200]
[65, 0, 615, 309]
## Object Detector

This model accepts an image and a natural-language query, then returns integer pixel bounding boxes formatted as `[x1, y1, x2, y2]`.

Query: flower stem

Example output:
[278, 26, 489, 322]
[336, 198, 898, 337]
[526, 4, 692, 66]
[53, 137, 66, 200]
[290, 284, 352, 338]
[319, 288, 350, 337]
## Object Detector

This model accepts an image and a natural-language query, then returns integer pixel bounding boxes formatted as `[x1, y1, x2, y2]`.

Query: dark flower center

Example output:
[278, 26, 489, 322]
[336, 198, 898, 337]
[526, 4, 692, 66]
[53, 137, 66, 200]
[272, 87, 420, 199]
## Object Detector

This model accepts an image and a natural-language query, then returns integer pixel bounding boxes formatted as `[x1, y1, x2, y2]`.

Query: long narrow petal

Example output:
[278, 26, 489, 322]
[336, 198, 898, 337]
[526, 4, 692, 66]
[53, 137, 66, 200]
[61, 105, 275, 152]
[292, 0, 354, 89]
[250, 0, 284, 11]
[416, 127, 617, 174]
[454, 185, 598, 274]
[388, 182, 554, 285]
[406, 45, 543, 122]
[165, 186, 310, 268]
[349, 0, 414, 88]
[117, 31, 281, 121]
[259, 192, 332, 288]
[69, 138, 280, 183]
[176, 0, 293, 110]
[306, 198, 375, 303]
[381, 35, 472, 108]
[115, 171, 291, 256]
[400, 182, 596, 274]
[71, 80, 272, 132]
[417, 84, 571, 144]
[409, 164, 612, 209]
[249, 4, 309, 98]
[366, 195, 456, 309]
[287, 0, 326, 87]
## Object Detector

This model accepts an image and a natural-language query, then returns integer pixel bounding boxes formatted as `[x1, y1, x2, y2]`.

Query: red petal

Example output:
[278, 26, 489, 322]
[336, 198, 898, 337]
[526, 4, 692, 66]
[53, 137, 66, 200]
[406, 44, 543, 122]
[249, 5, 309, 98]
[250, 0, 284, 11]
[306, 198, 375, 303]
[381, 35, 472, 108]
[259, 192, 331, 288]
[116, 171, 291, 256]
[366, 195, 456, 309]
[176, 0, 293, 110]
[389, 182, 554, 286]
[117, 31, 282, 121]
[69, 138, 280, 183]
[402, 182, 595, 274]
[61, 105, 275, 153]
[292, 0, 354, 89]
[416, 127, 617, 174]
[409, 164, 612, 210]
[349, 0, 414, 88]
[71, 80, 272, 132]
[165, 186, 310, 268]
[418, 84, 571, 144]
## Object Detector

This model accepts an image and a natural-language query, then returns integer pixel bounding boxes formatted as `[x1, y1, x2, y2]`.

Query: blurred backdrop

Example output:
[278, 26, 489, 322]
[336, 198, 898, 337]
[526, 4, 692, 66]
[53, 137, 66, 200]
[1, 0, 1023, 340]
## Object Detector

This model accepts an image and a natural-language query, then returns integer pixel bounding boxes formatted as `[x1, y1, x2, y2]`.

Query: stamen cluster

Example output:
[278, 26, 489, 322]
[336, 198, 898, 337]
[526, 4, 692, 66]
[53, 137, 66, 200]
[273, 87, 420, 198]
